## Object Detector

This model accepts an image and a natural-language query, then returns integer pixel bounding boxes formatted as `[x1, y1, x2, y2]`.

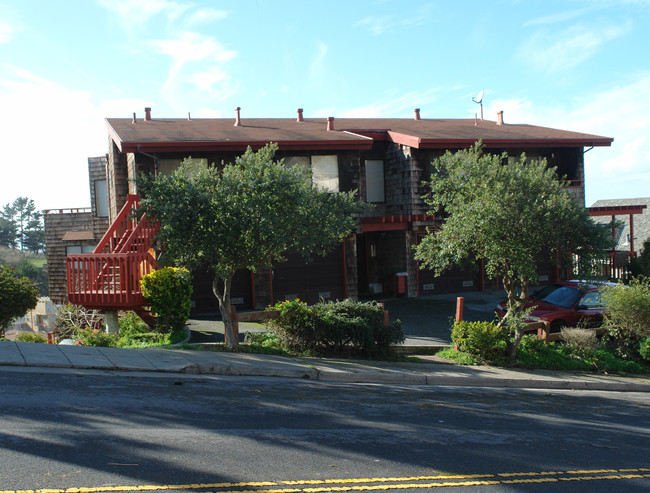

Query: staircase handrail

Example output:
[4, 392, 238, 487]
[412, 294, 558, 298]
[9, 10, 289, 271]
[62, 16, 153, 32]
[94, 194, 140, 254]
[115, 212, 159, 254]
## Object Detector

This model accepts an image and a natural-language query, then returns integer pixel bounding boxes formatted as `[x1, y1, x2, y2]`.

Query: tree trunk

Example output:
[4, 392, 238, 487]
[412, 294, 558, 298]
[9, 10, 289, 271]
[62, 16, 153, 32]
[212, 273, 237, 348]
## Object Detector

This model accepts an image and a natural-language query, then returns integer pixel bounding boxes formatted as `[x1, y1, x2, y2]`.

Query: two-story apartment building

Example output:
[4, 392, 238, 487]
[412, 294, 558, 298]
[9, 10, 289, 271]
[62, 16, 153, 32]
[54, 108, 613, 316]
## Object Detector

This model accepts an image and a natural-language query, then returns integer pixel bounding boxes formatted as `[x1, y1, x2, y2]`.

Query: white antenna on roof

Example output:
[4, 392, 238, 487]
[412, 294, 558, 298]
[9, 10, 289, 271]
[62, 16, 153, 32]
[472, 91, 484, 120]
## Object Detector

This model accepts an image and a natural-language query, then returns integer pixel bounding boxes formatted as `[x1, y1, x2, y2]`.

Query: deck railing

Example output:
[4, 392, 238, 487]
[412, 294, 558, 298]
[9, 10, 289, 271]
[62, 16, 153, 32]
[67, 252, 158, 310]
[66, 194, 159, 310]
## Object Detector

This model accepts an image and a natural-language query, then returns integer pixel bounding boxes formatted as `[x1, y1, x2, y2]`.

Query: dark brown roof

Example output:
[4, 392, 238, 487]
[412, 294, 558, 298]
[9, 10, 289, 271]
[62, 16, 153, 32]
[106, 116, 613, 153]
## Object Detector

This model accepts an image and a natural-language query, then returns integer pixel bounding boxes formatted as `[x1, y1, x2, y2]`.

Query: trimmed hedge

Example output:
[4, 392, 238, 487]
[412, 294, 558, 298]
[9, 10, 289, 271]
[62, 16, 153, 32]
[267, 299, 404, 358]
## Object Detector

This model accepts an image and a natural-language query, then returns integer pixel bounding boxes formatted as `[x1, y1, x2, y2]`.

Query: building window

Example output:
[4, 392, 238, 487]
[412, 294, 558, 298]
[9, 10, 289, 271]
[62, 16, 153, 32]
[66, 244, 96, 255]
[159, 158, 208, 176]
[94, 180, 109, 217]
[312, 155, 339, 192]
[365, 160, 385, 203]
[284, 155, 339, 192]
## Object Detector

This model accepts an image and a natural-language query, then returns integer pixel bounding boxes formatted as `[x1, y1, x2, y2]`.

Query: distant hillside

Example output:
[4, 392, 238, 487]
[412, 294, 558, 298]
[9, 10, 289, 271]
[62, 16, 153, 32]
[0, 246, 45, 267]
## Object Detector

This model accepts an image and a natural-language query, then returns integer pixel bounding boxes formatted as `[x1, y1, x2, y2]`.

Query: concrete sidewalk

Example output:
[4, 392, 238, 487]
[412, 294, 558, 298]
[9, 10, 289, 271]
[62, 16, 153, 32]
[1, 341, 649, 392]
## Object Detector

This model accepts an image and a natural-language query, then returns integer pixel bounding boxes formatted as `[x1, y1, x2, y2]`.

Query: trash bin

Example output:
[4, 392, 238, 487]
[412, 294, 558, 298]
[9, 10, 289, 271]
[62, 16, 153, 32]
[394, 273, 407, 296]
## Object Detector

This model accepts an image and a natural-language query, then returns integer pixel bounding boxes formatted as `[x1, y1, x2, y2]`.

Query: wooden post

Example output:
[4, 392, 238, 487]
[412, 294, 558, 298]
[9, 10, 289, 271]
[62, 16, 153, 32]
[455, 297, 464, 322]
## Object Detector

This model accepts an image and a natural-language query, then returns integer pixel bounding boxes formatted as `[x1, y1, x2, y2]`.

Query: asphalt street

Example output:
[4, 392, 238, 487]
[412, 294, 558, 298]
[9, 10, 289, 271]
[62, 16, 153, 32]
[1, 367, 648, 492]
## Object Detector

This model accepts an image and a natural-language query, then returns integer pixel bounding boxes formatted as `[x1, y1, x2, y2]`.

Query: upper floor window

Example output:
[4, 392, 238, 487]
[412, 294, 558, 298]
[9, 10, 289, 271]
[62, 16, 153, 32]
[365, 160, 385, 203]
[285, 155, 339, 192]
[94, 180, 109, 217]
[159, 157, 208, 176]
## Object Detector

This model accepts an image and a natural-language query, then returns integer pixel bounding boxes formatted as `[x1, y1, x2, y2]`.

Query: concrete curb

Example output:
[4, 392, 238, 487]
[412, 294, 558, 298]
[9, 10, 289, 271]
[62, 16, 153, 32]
[1, 341, 650, 392]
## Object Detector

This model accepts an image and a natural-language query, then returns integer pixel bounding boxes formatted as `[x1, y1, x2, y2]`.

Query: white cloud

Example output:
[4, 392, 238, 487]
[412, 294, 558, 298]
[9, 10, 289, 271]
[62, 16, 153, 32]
[524, 8, 589, 26]
[310, 42, 328, 81]
[338, 88, 442, 118]
[517, 21, 631, 73]
[0, 16, 21, 43]
[356, 4, 432, 35]
[98, 0, 189, 33]
[147, 32, 237, 111]
[0, 64, 107, 210]
[185, 8, 228, 25]
[487, 73, 650, 204]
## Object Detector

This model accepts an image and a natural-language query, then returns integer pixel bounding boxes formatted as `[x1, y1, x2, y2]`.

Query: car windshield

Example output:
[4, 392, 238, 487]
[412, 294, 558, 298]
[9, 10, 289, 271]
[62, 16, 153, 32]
[532, 284, 584, 308]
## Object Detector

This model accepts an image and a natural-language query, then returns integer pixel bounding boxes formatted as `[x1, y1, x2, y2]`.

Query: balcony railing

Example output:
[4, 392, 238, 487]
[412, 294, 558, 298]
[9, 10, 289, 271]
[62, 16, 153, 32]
[66, 194, 159, 311]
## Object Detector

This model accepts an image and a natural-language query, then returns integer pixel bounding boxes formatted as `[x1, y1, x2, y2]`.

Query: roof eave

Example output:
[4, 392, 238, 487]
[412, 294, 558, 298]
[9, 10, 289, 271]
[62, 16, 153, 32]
[417, 138, 614, 149]
[119, 139, 374, 153]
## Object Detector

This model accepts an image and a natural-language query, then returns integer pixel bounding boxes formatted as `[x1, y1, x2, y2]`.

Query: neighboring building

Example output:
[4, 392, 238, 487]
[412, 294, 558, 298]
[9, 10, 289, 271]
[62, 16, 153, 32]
[44, 157, 110, 304]
[9, 297, 58, 336]
[56, 107, 613, 315]
[590, 198, 650, 255]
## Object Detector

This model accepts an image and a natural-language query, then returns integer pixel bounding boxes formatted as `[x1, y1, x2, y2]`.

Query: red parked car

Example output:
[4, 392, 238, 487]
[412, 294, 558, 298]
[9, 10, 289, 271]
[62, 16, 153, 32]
[495, 280, 615, 334]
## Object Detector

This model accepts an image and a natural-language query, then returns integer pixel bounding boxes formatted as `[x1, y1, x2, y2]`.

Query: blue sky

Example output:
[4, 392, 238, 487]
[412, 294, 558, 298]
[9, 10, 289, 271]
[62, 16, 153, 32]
[1, 0, 649, 210]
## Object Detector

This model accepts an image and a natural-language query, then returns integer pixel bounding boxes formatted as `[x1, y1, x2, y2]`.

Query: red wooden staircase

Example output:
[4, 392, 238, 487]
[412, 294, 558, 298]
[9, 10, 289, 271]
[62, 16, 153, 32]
[67, 195, 159, 322]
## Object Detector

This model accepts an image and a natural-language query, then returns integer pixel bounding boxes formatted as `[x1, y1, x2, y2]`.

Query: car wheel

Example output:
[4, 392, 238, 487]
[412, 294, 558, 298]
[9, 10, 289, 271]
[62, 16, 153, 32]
[550, 320, 566, 334]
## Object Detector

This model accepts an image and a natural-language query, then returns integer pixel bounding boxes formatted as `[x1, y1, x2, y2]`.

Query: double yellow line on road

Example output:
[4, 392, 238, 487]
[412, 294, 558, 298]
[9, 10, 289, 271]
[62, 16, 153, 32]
[3, 467, 649, 493]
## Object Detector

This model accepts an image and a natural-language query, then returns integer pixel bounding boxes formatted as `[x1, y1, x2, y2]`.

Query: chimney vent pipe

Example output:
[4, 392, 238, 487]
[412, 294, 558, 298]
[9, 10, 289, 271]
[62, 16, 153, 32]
[297, 108, 304, 122]
[234, 106, 241, 126]
[414, 108, 421, 120]
[132, 112, 137, 124]
[188, 112, 192, 121]
[327, 116, 334, 131]
[144, 107, 151, 121]
[497, 111, 504, 125]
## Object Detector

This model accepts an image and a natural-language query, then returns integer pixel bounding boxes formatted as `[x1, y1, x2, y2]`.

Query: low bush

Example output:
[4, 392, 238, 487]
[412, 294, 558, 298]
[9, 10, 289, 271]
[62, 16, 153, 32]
[74, 326, 118, 347]
[601, 278, 650, 360]
[266, 299, 404, 358]
[451, 320, 508, 362]
[14, 331, 47, 343]
[0, 265, 39, 337]
[561, 327, 599, 357]
[141, 267, 192, 333]
[516, 334, 647, 373]
[639, 336, 650, 362]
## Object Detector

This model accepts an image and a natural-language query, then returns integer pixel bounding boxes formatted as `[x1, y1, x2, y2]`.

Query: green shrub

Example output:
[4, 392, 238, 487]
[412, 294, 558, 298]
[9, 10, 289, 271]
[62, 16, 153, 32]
[267, 299, 404, 358]
[601, 278, 650, 337]
[14, 331, 47, 343]
[244, 331, 282, 348]
[639, 335, 650, 362]
[141, 267, 192, 332]
[0, 265, 39, 337]
[600, 278, 650, 360]
[516, 335, 647, 373]
[74, 326, 118, 347]
[451, 320, 508, 362]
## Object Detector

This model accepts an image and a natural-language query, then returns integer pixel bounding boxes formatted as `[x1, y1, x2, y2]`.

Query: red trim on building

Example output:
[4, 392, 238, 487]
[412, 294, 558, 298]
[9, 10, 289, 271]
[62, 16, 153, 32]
[587, 205, 647, 216]
[361, 214, 434, 232]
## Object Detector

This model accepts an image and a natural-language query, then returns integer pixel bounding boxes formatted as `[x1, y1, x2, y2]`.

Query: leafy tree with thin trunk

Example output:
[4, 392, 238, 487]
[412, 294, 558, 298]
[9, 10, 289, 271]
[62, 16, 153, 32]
[137, 144, 367, 347]
[0, 265, 39, 337]
[414, 143, 610, 359]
